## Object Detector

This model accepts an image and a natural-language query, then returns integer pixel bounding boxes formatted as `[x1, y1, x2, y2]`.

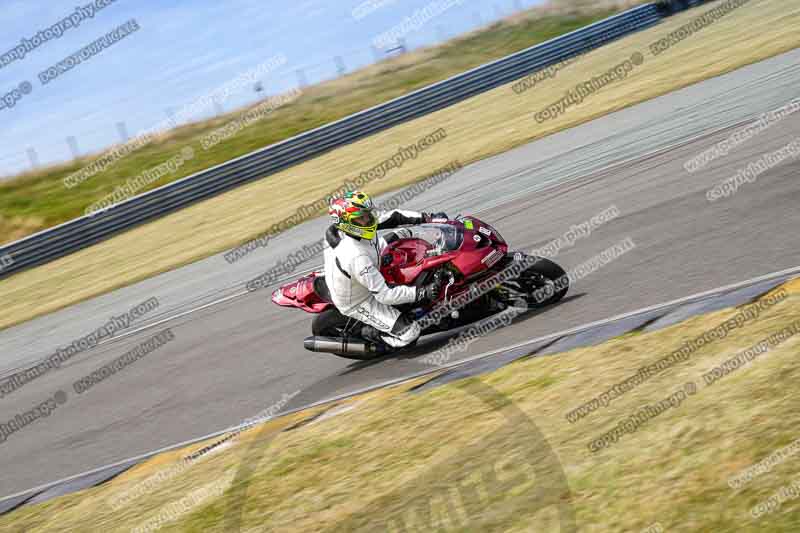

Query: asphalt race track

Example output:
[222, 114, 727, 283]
[1, 48, 799, 498]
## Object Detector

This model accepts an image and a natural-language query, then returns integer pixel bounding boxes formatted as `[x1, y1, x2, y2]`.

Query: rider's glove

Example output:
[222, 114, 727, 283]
[422, 212, 449, 223]
[416, 280, 443, 304]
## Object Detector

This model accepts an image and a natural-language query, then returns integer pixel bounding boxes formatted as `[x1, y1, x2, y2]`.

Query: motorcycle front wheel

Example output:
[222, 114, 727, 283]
[501, 254, 569, 308]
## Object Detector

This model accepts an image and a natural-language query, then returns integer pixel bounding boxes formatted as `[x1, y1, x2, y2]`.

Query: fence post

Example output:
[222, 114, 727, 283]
[334, 55, 346, 76]
[116, 121, 129, 143]
[165, 107, 178, 128]
[296, 69, 308, 88]
[66, 136, 80, 160]
[214, 99, 225, 116]
[26, 147, 39, 169]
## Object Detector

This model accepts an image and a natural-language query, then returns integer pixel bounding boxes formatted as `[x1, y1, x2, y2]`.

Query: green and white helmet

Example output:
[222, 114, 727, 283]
[328, 191, 378, 239]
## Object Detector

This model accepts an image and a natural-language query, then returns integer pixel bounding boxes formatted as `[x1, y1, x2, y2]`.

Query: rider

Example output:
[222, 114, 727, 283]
[323, 190, 448, 348]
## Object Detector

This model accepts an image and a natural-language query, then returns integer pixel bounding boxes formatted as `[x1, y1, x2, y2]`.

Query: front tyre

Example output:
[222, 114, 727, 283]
[502, 254, 569, 308]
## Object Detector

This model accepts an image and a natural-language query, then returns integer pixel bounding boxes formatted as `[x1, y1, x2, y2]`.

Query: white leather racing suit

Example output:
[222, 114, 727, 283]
[323, 209, 425, 348]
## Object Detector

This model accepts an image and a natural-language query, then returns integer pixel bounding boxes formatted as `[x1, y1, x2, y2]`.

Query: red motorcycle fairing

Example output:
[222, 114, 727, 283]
[273, 217, 510, 313]
[380, 218, 509, 286]
[271, 272, 332, 313]
[379, 238, 456, 286]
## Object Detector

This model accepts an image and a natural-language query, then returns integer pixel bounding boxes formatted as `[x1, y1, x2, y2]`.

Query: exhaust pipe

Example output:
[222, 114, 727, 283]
[303, 336, 388, 357]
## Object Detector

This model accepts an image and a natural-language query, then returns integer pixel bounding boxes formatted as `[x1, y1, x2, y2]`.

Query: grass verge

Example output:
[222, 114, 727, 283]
[2, 279, 799, 532]
[1, 0, 799, 331]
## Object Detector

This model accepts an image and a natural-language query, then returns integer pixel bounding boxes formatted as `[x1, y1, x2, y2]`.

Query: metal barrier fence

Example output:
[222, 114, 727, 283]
[0, 3, 674, 278]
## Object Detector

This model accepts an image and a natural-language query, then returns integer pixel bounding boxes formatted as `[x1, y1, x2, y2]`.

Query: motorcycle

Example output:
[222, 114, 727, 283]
[272, 216, 569, 359]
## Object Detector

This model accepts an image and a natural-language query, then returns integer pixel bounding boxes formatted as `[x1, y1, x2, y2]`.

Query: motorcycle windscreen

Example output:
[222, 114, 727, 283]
[405, 224, 463, 253]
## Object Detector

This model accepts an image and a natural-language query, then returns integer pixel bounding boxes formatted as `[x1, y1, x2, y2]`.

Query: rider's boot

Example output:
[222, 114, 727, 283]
[360, 325, 389, 347]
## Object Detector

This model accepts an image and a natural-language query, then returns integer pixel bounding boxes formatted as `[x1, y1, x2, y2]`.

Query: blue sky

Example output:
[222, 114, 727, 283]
[0, 0, 544, 176]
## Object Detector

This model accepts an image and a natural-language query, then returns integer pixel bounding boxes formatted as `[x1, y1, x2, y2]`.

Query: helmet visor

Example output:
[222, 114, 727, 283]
[352, 211, 376, 227]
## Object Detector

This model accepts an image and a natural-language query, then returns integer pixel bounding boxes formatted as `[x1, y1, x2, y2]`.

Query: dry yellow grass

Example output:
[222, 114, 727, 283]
[2, 0, 799, 331]
[3, 281, 799, 531]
